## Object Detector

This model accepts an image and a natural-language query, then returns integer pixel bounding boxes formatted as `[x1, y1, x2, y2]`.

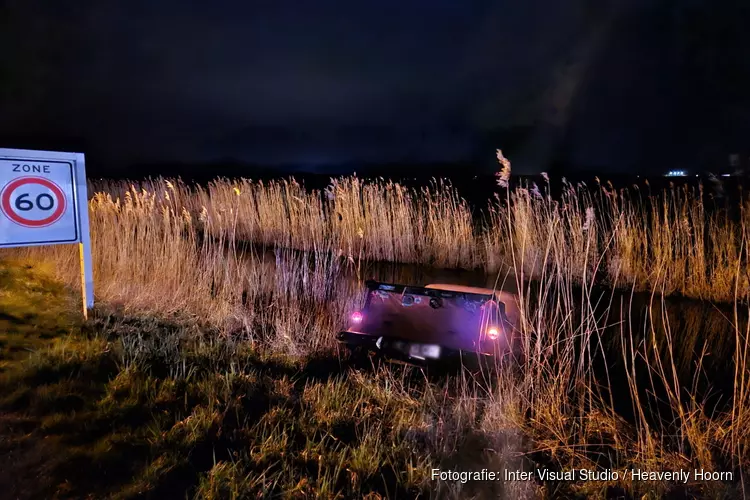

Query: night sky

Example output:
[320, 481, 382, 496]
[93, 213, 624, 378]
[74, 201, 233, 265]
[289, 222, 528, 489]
[1, 0, 749, 175]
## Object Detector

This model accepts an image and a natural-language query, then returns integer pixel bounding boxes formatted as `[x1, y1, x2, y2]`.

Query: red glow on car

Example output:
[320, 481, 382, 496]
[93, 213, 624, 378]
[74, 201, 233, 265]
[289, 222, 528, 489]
[487, 326, 500, 340]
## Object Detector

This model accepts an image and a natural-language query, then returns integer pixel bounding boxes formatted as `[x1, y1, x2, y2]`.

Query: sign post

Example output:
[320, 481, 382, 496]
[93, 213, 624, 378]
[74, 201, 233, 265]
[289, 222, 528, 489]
[0, 148, 94, 318]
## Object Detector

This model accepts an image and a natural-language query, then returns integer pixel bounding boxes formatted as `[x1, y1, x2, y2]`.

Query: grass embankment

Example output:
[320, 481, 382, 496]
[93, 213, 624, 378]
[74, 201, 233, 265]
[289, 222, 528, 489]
[0, 262, 535, 500]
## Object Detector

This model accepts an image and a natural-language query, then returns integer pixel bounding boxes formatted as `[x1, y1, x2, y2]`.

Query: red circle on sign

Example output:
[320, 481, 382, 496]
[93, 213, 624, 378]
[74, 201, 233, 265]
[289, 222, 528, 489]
[0, 176, 67, 227]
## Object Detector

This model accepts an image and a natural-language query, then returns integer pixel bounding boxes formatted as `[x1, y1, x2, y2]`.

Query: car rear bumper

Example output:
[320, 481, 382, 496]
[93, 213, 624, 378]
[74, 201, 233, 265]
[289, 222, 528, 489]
[337, 330, 493, 365]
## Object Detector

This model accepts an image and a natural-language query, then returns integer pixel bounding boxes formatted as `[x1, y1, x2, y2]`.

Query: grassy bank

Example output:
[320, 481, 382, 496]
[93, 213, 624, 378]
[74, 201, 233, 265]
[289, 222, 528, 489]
[1, 262, 539, 499]
[3, 262, 745, 499]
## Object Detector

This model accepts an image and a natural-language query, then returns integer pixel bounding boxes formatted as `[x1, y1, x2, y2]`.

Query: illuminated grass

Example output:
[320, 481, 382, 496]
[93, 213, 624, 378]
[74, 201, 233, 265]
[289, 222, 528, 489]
[0, 266, 527, 498]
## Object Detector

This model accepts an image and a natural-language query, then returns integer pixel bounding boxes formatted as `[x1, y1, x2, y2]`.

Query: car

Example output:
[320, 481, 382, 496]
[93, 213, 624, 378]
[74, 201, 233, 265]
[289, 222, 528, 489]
[336, 280, 521, 366]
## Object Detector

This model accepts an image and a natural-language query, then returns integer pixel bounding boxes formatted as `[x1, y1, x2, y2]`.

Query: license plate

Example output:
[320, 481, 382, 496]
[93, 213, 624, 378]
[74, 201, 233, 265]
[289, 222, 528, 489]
[408, 343, 441, 359]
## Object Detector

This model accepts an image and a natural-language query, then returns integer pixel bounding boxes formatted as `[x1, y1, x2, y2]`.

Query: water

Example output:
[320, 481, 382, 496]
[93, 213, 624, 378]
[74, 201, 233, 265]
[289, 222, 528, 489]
[592, 291, 743, 425]
[355, 260, 742, 419]
[242, 248, 745, 426]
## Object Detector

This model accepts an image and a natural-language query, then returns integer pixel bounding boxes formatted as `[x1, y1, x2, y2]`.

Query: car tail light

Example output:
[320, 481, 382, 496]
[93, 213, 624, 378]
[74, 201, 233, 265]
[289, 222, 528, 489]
[351, 311, 363, 323]
[486, 326, 500, 340]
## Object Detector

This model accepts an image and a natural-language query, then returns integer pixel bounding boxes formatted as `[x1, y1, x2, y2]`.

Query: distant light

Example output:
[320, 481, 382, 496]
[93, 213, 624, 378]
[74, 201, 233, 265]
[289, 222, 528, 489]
[722, 173, 731, 177]
[666, 170, 687, 177]
[351, 311, 363, 323]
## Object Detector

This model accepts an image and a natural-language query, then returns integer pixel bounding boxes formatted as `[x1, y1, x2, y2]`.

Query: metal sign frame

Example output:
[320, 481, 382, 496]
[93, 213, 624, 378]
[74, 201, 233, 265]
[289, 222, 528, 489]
[0, 148, 94, 318]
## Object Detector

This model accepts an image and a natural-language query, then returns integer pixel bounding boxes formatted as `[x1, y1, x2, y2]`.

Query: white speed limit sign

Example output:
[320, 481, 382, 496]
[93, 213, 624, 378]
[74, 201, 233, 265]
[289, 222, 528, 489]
[0, 160, 78, 243]
[0, 148, 94, 317]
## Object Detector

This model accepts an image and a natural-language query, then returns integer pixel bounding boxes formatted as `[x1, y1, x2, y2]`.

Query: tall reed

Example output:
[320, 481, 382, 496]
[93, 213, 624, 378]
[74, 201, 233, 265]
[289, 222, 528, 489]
[86, 174, 750, 302]
[485, 175, 749, 497]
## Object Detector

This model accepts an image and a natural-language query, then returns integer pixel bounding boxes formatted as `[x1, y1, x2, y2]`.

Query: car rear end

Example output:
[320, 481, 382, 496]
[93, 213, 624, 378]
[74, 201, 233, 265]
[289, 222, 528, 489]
[337, 281, 519, 365]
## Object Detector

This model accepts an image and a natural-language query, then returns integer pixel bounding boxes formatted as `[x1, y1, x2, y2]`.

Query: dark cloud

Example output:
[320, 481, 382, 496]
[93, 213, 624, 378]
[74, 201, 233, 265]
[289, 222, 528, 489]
[1, 0, 748, 175]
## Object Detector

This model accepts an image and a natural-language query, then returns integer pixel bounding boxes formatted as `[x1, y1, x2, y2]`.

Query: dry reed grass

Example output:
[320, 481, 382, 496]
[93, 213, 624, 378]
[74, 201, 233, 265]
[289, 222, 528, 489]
[8, 185, 360, 358]
[91, 172, 750, 302]
[479, 156, 750, 497]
